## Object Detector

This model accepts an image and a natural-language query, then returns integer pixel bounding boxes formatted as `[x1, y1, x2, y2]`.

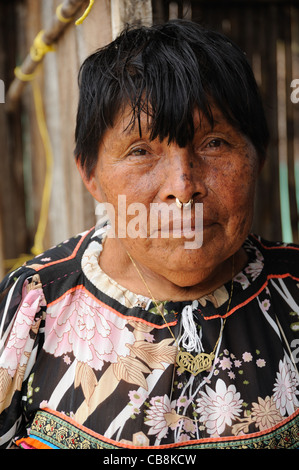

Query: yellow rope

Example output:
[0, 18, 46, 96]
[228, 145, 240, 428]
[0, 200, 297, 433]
[56, 3, 74, 23]
[30, 79, 53, 257]
[14, 66, 38, 82]
[5, 63, 53, 271]
[30, 30, 55, 62]
[4, 2, 96, 272]
[75, 0, 95, 25]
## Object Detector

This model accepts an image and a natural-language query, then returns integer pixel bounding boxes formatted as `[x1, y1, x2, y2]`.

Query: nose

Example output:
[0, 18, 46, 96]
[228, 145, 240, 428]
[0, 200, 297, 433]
[159, 145, 207, 204]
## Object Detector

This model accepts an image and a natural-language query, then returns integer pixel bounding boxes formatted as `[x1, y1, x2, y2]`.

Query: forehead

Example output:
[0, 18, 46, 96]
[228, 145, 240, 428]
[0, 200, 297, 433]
[107, 105, 228, 141]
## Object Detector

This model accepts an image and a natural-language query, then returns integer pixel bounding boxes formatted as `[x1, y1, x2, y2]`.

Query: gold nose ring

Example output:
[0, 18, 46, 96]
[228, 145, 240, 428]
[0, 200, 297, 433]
[175, 198, 193, 209]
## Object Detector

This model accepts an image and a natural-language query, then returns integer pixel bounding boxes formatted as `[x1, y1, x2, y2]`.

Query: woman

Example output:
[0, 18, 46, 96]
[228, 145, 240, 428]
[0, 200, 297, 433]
[0, 20, 298, 449]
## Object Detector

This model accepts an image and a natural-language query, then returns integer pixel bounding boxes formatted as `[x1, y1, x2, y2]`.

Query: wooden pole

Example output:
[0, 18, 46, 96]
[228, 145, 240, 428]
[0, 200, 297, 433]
[111, 0, 152, 38]
[6, 0, 88, 112]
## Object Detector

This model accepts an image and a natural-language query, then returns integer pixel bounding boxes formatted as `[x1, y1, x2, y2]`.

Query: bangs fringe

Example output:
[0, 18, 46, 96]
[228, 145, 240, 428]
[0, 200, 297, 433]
[75, 21, 269, 177]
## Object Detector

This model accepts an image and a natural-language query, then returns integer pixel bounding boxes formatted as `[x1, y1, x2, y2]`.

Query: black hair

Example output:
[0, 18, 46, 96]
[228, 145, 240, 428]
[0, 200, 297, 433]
[74, 20, 269, 177]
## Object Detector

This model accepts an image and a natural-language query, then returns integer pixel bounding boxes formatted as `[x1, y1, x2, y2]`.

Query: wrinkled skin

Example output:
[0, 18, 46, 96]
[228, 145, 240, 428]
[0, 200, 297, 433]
[78, 106, 261, 301]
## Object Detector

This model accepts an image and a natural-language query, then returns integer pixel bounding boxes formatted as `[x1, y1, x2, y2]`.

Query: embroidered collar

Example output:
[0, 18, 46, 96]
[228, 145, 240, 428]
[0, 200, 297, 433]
[81, 228, 266, 320]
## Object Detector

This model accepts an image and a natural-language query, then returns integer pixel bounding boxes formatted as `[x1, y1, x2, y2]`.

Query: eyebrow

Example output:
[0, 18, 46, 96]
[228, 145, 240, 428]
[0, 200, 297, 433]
[123, 114, 153, 138]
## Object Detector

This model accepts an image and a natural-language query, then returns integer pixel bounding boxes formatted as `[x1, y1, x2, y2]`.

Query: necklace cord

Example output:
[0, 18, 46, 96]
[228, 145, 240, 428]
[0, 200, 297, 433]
[127, 252, 235, 373]
[126, 252, 178, 345]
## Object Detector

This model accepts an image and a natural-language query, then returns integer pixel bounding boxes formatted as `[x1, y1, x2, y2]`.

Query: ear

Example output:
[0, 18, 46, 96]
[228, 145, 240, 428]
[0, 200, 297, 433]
[76, 159, 104, 202]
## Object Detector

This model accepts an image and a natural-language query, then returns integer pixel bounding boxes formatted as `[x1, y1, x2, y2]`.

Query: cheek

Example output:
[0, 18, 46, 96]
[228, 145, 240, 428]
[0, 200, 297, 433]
[223, 153, 257, 194]
[207, 157, 258, 222]
[99, 161, 158, 204]
[223, 159, 258, 235]
[97, 168, 159, 228]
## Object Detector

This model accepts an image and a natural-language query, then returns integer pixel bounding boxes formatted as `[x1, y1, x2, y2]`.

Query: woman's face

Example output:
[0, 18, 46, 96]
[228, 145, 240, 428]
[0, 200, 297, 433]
[83, 106, 260, 287]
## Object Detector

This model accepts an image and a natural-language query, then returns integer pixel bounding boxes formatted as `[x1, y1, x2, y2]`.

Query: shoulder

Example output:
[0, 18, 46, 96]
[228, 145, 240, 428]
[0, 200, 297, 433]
[248, 234, 299, 279]
[24, 227, 96, 272]
[0, 227, 97, 306]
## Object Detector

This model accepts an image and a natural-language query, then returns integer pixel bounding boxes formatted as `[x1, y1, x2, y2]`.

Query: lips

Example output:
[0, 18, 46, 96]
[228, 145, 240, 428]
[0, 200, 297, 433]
[152, 219, 217, 239]
[145, 203, 218, 238]
[158, 216, 216, 230]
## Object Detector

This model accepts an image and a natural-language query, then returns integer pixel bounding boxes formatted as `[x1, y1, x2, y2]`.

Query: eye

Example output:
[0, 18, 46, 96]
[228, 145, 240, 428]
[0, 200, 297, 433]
[206, 138, 223, 148]
[129, 147, 149, 157]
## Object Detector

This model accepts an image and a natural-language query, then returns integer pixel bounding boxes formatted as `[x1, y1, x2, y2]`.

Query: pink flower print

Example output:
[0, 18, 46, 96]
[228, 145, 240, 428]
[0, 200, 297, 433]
[242, 352, 253, 362]
[63, 354, 71, 365]
[45, 289, 135, 370]
[128, 389, 148, 407]
[261, 299, 270, 312]
[196, 378, 243, 436]
[40, 400, 48, 409]
[143, 332, 154, 343]
[178, 433, 190, 442]
[273, 358, 299, 416]
[177, 396, 189, 408]
[182, 418, 196, 433]
[219, 357, 232, 370]
[2, 287, 46, 377]
[256, 358, 266, 368]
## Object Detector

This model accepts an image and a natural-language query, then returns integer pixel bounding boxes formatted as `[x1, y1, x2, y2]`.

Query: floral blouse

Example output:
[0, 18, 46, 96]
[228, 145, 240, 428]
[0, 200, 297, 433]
[0, 226, 298, 449]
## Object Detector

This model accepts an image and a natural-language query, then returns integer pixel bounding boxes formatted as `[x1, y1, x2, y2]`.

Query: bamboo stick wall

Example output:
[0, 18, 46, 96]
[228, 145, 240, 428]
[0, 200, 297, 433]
[0, 0, 298, 277]
[153, 0, 299, 244]
[0, 0, 152, 275]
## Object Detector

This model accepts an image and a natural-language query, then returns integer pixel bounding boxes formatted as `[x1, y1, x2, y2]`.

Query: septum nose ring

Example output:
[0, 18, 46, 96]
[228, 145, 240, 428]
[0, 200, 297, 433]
[175, 198, 193, 209]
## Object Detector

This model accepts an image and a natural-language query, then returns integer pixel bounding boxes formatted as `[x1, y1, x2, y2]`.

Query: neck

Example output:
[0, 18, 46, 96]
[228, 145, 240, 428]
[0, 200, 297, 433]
[98, 237, 247, 302]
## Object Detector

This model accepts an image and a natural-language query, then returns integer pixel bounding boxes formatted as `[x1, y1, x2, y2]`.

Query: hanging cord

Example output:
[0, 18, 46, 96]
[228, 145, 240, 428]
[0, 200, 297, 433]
[30, 30, 56, 62]
[4, 1, 96, 271]
[56, 0, 95, 25]
[14, 67, 38, 82]
[180, 304, 203, 353]
[75, 0, 95, 25]
[4, 67, 53, 271]
[30, 79, 54, 257]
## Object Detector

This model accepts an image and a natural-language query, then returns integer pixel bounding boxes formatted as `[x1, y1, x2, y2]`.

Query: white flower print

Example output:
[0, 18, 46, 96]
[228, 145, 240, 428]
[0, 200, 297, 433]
[234, 272, 250, 290]
[196, 378, 243, 436]
[272, 357, 299, 416]
[145, 395, 184, 440]
[245, 259, 263, 281]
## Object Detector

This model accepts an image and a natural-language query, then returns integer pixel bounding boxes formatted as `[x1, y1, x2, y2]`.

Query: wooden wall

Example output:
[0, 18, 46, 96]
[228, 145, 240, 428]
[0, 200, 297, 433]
[0, 0, 151, 275]
[0, 0, 298, 277]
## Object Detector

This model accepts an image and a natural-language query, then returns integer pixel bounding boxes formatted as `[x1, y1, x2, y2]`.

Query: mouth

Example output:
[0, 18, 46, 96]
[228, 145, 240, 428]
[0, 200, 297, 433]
[150, 217, 217, 238]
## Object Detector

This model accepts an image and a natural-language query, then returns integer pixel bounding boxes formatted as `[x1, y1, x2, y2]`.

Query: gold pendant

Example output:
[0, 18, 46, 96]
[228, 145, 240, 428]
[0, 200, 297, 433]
[176, 350, 215, 376]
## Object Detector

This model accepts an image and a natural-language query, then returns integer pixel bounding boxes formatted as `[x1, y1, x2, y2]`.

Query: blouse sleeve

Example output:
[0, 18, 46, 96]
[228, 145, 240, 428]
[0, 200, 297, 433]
[0, 267, 46, 448]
